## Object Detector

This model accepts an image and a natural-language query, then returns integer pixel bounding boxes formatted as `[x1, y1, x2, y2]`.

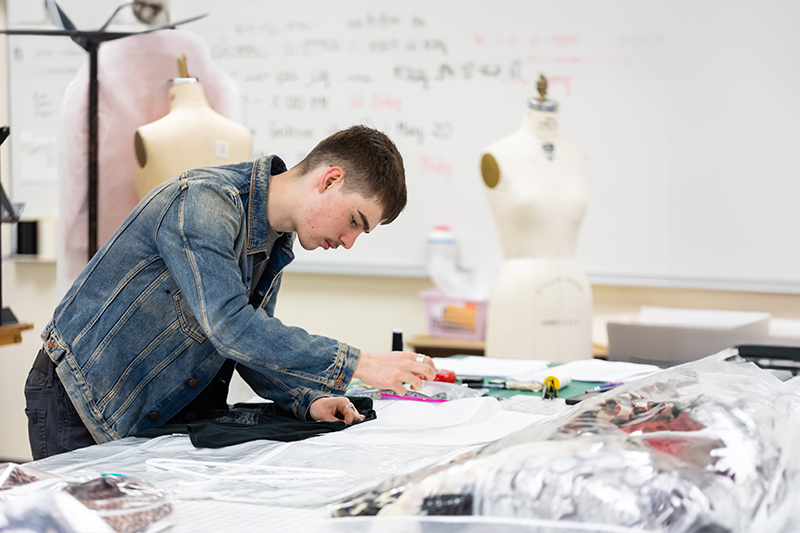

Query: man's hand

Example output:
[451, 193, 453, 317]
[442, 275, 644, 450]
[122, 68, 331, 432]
[309, 396, 365, 424]
[353, 351, 437, 395]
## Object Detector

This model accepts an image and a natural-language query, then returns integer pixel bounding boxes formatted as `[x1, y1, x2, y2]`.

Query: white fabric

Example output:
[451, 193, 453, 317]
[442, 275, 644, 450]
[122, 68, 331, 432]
[553, 359, 661, 383]
[313, 397, 543, 446]
[435, 356, 550, 378]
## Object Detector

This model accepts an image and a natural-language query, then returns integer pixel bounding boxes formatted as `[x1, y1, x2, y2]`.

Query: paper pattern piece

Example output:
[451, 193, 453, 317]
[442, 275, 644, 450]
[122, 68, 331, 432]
[435, 356, 549, 378]
[19, 130, 57, 183]
[555, 359, 661, 383]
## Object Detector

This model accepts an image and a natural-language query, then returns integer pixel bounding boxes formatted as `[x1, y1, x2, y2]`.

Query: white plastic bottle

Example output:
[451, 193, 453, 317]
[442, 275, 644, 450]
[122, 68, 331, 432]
[426, 225, 465, 297]
[427, 225, 458, 264]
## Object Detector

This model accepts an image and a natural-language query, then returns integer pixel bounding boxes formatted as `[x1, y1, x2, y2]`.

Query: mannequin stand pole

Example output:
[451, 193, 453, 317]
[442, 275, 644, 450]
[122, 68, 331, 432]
[88, 41, 99, 257]
[0, 10, 206, 260]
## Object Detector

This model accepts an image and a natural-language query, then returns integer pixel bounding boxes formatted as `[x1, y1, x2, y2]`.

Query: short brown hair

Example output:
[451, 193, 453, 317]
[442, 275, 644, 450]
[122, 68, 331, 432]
[296, 125, 407, 224]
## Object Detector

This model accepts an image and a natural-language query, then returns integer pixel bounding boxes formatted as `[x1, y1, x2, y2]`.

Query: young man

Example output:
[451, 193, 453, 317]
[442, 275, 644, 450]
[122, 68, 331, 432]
[25, 125, 436, 460]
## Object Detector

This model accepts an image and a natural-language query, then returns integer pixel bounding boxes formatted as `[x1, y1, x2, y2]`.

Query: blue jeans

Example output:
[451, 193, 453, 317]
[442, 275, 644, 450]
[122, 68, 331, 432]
[24, 348, 95, 460]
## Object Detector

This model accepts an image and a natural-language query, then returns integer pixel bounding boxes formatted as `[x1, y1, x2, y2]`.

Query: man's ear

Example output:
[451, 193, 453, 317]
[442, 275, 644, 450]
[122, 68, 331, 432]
[317, 166, 345, 193]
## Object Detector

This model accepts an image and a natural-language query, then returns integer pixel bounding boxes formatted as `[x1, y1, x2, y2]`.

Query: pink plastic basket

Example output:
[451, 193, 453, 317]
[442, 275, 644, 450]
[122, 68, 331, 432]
[420, 287, 487, 341]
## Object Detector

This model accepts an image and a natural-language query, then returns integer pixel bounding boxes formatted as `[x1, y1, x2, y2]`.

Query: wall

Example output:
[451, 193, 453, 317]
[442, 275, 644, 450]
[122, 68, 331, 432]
[1, 1, 800, 462]
[8, 0, 800, 291]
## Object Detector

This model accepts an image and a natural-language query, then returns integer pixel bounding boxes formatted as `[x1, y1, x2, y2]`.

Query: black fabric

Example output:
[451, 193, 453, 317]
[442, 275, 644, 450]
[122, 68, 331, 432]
[136, 396, 376, 448]
[32, 347, 53, 374]
[249, 252, 268, 307]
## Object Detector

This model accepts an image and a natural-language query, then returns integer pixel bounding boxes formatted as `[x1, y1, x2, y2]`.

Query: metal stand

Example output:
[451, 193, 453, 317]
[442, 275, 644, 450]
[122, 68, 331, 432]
[0, 2, 205, 259]
[0, 126, 24, 326]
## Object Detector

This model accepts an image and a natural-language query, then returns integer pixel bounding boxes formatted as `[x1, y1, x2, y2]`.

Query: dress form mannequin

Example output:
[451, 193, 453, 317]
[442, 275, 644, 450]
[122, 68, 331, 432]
[480, 75, 592, 362]
[57, 32, 247, 298]
[134, 73, 252, 198]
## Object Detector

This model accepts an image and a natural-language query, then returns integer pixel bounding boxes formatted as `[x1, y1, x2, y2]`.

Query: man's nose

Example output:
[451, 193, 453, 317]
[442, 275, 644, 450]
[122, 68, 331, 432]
[340, 230, 361, 249]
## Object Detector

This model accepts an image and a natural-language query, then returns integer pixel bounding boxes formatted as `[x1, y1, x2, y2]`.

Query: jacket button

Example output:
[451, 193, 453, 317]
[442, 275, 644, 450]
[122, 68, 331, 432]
[188, 379, 198, 388]
[149, 412, 159, 421]
[47, 340, 54, 350]
[333, 379, 344, 388]
[45, 332, 51, 340]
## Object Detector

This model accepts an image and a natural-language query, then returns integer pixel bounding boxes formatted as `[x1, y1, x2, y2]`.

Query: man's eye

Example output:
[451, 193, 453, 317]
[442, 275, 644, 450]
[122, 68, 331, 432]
[351, 217, 358, 228]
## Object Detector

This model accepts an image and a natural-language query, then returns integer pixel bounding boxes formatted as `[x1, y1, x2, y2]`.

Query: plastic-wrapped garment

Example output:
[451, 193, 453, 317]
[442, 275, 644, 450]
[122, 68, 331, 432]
[56, 28, 245, 296]
[26, 434, 476, 507]
[0, 490, 115, 533]
[331, 352, 800, 532]
[0, 470, 174, 533]
[0, 463, 57, 490]
[63, 475, 173, 533]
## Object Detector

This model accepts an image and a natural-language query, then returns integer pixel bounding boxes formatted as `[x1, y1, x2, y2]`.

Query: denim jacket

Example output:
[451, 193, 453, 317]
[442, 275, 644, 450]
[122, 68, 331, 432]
[41, 156, 360, 444]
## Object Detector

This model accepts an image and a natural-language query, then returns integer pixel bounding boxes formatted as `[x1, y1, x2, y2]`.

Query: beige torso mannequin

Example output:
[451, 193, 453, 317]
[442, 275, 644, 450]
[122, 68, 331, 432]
[482, 105, 588, 258]
[480, 85, 593, 362]
[133, 78, 252, 199]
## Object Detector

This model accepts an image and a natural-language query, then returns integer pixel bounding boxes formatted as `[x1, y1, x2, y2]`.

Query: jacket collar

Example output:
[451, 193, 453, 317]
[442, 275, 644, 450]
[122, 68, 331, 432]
[247, 155, 290, 253]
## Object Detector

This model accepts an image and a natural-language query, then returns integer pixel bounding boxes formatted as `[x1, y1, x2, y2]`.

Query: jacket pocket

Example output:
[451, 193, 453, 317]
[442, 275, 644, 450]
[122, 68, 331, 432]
[173, 290, 207, 343]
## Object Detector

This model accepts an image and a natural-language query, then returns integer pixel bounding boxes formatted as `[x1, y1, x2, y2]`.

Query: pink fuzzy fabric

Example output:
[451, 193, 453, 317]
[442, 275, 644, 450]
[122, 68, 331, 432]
[57, 29, 244, 296]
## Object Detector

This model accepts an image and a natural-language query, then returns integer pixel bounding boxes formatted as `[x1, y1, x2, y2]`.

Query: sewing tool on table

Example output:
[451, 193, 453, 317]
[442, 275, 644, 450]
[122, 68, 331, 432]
[541, 371, 572, 400]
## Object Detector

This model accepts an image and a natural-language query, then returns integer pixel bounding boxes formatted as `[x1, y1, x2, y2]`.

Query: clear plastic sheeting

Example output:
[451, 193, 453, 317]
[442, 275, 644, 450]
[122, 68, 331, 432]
[331, 352, 800, 532]
[27, 435, 477, 507]
[416, 381, 486, 400]
[315, 515, 648, 533]
[24, 397, 540, 507]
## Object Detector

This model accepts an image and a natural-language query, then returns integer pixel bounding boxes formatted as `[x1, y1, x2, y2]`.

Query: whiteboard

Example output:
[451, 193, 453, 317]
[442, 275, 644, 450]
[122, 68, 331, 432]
[6, 35, 82, 220]
[7, 0, 800, 293]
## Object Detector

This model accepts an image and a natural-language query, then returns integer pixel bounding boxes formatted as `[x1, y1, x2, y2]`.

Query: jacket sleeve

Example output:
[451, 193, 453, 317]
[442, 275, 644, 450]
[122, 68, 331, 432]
[155, 174, 359, 419]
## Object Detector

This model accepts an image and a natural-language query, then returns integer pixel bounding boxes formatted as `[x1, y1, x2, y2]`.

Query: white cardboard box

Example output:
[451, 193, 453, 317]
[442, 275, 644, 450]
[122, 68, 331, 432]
[607, 307, 772, 367]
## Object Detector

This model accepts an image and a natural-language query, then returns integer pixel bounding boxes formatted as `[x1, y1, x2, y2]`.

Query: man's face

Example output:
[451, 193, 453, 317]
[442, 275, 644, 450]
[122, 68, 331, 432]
[296, 183, 384, 252]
